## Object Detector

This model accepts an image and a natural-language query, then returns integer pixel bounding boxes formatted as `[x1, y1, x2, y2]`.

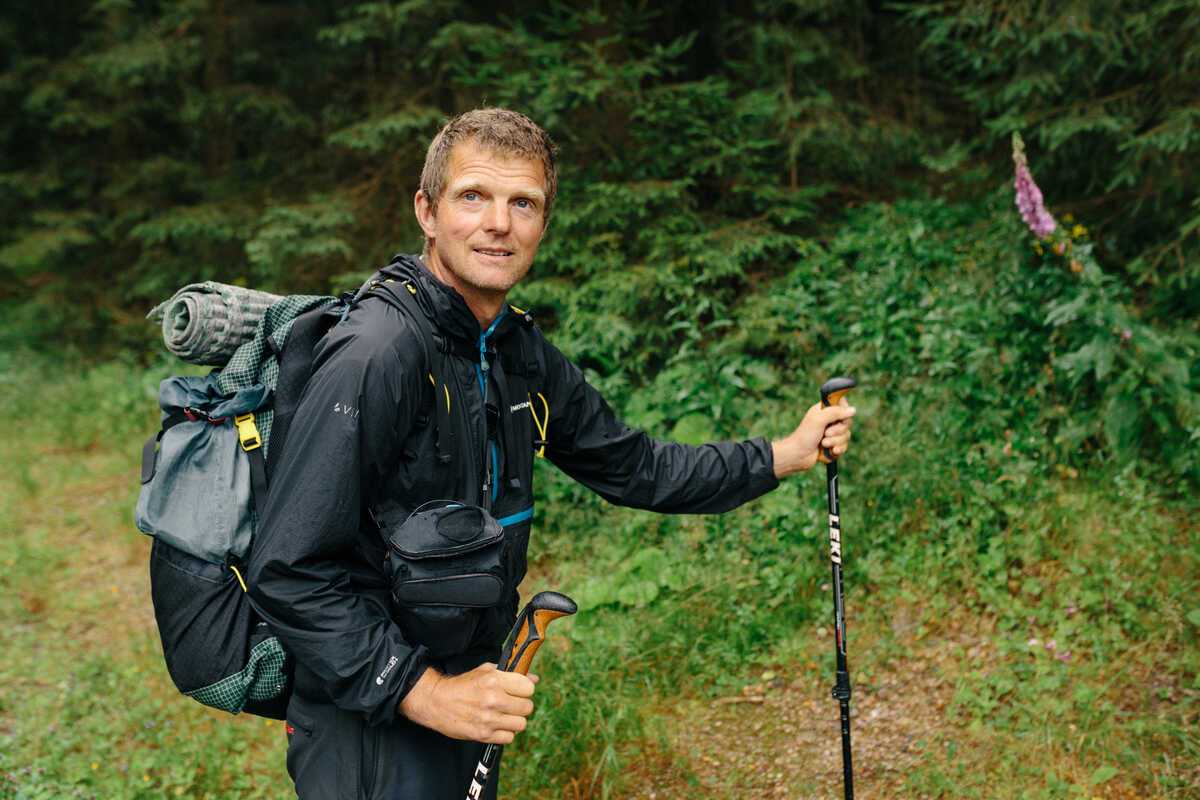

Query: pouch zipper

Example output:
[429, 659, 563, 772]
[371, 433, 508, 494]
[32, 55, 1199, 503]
[388, 527, 504, 560]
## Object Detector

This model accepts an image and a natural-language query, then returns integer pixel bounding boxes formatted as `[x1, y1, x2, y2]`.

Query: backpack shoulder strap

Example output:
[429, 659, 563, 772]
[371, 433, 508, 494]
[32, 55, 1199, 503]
[267, 302, 344, 480]
[365, 278, 456, 465]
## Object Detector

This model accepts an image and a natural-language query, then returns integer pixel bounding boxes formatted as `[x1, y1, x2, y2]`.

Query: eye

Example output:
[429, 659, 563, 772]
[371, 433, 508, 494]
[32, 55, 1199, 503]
[463, 191, 481, 202]
[514, 198, 534, 210]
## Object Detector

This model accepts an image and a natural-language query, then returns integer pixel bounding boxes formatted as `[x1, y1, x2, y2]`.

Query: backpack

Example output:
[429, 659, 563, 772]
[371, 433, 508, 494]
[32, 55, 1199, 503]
[136, 261, 446, 718]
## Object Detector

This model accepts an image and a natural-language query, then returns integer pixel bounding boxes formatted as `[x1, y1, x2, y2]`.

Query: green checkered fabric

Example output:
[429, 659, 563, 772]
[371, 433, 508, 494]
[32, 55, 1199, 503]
[216, 294, 334, 458]
[186, 636, 289, 714]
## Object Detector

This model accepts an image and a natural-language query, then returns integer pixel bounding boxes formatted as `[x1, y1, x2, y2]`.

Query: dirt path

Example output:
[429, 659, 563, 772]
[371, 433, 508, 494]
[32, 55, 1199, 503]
[623, 637, 957, 800]
[610, 619, 1155, 800]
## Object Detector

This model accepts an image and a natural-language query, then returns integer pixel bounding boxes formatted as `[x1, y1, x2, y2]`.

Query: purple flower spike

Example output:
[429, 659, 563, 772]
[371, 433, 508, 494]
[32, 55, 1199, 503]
[1012, 133, 1057, 239]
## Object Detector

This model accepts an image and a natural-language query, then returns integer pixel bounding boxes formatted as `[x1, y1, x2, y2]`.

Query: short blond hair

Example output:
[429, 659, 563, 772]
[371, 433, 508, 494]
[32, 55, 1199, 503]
[419, 108, 559, 226]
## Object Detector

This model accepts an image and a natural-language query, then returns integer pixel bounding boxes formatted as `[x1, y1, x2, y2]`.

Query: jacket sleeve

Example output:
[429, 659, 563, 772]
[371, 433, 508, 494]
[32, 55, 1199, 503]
[539, 338, 779, 513]
[246, 311, 426, 726]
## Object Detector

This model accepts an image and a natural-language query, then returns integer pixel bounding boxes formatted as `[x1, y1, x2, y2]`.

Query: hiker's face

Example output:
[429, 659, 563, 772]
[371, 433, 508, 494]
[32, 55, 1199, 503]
[416, 139, 547, 303]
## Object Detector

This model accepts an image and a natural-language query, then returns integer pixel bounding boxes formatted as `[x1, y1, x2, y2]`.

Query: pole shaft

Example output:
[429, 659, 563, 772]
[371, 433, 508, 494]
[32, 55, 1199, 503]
[465, 744, 499, 799]
[826, 460, 854, 800]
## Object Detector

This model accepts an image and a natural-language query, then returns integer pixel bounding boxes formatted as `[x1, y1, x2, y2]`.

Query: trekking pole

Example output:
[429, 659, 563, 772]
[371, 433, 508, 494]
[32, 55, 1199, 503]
[465, 591, 577, 800]
[820, 376, 857, 800]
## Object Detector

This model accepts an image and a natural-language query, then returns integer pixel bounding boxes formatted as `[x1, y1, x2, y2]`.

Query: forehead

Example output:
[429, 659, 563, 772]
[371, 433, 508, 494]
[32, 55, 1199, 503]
[444, 139, 546, 196]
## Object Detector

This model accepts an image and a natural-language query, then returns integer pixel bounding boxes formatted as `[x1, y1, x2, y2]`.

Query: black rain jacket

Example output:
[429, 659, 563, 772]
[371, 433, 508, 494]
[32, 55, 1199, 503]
[246, 255, 779, 726]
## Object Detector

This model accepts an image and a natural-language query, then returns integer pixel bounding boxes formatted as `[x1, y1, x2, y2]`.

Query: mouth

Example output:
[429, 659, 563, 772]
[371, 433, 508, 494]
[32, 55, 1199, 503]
[473, 247, 514, 259]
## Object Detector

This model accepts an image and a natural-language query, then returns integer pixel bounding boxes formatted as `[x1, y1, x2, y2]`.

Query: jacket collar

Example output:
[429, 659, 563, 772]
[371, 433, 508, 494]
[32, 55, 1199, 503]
[387, 254, 522, 345]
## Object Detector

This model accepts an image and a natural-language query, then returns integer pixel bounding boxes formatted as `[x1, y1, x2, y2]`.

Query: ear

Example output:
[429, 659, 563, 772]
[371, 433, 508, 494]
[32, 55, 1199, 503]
[414, 189, 437, 239]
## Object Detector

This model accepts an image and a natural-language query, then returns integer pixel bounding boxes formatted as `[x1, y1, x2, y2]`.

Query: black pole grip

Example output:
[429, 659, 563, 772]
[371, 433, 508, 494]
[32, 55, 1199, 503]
[497, 591, 578, 675]
[820, 376, 857, 409]
[819, 377, 856, 463]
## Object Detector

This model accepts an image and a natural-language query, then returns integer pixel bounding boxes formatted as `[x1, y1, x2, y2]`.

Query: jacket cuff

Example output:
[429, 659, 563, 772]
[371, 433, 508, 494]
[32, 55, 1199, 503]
[745, 436, 781, 499]
[369, 644, 430, 727]
[398, 646, 431, 703]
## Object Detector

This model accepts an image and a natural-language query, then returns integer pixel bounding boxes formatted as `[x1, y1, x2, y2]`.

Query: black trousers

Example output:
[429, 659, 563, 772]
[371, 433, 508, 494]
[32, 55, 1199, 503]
[285, 691, 501, 800]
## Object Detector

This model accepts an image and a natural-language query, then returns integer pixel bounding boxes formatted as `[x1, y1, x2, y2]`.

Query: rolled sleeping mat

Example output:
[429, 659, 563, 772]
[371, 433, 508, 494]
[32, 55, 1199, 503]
[148, 281, 283, 366]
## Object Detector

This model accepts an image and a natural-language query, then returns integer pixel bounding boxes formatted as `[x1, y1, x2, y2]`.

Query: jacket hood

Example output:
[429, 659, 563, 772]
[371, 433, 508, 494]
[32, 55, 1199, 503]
[382, 254, 524, 345]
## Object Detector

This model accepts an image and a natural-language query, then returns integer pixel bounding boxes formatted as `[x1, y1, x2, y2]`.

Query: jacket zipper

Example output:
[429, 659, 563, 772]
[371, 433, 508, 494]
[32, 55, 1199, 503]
[477, 311, 506, 511]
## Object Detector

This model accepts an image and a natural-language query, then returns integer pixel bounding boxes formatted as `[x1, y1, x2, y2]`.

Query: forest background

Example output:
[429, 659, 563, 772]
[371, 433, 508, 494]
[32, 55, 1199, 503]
[1, 1, 1198, 798]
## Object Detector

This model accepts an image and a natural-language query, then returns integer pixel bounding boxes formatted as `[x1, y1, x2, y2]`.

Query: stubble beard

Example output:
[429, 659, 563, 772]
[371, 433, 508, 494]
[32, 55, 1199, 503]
[428, 240, 532, 311]
[437, 240, 529, 295]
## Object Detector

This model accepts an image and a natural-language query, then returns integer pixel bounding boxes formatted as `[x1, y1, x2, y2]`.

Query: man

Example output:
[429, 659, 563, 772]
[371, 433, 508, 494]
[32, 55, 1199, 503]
[248, 108, 855, 799]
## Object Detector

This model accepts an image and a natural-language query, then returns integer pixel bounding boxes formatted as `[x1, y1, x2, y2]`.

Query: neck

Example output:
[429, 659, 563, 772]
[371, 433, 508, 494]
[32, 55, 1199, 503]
[422, 251, 506, 329]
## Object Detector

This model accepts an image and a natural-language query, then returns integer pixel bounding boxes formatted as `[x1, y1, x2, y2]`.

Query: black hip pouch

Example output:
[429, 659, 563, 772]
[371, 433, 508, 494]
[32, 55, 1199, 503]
[383, 502, 507, 659]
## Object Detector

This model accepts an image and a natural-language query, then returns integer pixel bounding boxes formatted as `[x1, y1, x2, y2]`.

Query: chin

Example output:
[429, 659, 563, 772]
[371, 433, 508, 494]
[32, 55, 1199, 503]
[433, 247, 532, 295]
[474, 266, 531, 293]
[476, 276, 524, 295]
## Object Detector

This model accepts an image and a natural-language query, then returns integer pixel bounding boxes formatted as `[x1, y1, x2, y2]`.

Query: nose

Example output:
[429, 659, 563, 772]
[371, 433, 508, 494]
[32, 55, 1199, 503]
[483, 200, 510, 235]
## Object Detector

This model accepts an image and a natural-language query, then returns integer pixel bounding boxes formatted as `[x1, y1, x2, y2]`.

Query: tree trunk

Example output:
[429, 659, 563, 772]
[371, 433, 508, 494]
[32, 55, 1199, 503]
[204, 0, 234, 175]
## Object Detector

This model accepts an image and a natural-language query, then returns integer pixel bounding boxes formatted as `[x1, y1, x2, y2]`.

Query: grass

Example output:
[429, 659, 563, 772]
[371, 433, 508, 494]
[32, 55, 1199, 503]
[4, 356, 1192, 798]
[523, 473, 1198, 799]
[0, 355, 287, 799]
[0, 371, 1195, 800]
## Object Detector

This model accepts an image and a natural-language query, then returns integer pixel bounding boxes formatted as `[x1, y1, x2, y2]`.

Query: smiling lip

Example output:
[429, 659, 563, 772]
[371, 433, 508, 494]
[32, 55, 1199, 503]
[474, 247, 513, 258]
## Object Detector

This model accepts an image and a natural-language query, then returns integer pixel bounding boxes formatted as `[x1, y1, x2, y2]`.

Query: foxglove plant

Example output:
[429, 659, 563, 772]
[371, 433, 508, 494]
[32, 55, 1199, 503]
[1011, 133, 1057, 239]
[1012, 133, 1199, 483]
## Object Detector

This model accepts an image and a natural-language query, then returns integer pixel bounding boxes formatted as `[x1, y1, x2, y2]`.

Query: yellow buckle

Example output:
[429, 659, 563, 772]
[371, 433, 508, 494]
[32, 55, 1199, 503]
[234, 413, 262, 452]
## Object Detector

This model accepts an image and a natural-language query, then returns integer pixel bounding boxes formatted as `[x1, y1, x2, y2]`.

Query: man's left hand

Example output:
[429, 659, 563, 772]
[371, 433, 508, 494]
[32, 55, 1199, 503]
[771, 398, 856, 479]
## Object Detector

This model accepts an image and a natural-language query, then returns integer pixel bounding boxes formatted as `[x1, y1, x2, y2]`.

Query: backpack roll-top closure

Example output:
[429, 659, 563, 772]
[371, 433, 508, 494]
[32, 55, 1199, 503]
[136, 374, 269, 566]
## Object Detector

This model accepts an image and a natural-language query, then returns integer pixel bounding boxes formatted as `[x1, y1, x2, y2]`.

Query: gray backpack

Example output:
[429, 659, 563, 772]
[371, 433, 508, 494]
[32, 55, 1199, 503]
[136, 261, 447, 718]
[136, 293, 336, 717]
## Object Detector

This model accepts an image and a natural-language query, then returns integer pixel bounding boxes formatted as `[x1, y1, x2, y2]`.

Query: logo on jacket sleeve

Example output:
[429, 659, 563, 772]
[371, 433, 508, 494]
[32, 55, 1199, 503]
[332, 401, 360, 418]
[376, 655, 398, 685]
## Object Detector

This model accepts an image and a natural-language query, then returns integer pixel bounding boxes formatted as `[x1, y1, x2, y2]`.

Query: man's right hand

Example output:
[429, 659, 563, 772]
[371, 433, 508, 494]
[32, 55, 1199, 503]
[399, 663, 537, 744]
